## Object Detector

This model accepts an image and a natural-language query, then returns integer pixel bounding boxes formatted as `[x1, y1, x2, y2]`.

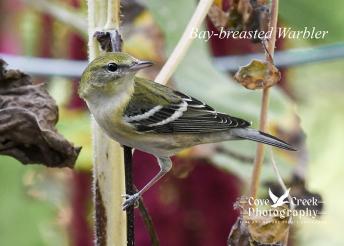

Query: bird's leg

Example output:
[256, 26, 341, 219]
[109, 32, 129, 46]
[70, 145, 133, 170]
[122, 157, 172, 210]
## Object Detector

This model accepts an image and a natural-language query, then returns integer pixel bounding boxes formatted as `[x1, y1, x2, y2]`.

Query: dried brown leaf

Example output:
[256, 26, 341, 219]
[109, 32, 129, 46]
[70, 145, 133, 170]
[208, 4, 230, 30]
[237, 0, 254, 24]
[234, 59, 280, 90]
[228, 197, 289, 246]
[245, 207, 289, 244]
[208, 0, 270, 42]
[0, 59, 80, 168]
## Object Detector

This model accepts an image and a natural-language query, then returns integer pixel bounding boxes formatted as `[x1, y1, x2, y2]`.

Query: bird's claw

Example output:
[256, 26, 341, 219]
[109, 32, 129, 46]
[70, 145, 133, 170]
[122, 193, 140, 210]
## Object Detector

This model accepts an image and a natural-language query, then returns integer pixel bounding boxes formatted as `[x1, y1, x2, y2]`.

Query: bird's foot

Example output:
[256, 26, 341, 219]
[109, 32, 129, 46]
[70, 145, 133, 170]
[122, 193, 140, 210]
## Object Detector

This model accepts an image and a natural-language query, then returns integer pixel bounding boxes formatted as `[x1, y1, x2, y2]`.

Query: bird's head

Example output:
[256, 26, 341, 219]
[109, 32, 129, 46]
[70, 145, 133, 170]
[79, 52, 153, 99]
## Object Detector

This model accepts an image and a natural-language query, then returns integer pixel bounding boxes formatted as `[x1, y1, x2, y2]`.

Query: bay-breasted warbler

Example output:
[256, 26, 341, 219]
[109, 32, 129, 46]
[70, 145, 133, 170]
[79, 52, 295, 210]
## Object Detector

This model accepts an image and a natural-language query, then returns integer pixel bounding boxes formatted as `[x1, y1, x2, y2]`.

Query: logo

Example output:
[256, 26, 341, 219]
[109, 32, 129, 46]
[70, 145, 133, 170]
[269, 188, 290, 208]
[244, 187, 323, 223]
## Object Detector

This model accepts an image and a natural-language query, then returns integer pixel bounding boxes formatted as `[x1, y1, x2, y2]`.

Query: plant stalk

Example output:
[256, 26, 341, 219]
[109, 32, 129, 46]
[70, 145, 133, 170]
[249, 0, 279, 199]
[87, 0, 127, 245]
[155, 0, 214, 85]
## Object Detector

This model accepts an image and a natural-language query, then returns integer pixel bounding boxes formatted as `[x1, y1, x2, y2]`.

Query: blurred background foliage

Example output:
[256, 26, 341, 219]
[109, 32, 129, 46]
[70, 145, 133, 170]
[0, 0, 344, 245]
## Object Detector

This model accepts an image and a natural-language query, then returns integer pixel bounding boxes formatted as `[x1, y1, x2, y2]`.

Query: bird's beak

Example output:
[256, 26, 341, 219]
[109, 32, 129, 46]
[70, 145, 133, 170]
[130, 60, 153, 71]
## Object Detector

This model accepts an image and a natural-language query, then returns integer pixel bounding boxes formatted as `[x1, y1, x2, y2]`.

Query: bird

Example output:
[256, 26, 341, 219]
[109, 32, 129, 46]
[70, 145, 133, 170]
[78, 52, 296, 210]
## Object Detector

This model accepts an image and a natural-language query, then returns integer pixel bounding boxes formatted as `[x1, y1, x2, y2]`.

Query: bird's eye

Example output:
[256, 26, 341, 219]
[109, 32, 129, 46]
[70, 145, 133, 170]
[107, 63, 118, 72]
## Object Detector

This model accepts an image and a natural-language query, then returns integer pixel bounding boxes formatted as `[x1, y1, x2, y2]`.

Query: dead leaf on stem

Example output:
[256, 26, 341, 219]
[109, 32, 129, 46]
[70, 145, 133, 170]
[234, 59, 281, 90]
[208, 4, 230, 30]
[0, 59, 80, 168]
[208, 0, 270, 42]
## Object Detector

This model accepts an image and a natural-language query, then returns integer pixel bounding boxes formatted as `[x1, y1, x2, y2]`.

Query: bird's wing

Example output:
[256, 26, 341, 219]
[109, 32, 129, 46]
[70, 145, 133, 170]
[123, 78, 250, 133]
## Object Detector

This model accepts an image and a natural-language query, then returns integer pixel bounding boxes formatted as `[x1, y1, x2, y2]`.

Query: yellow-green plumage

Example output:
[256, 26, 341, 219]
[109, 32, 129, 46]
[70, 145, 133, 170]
[78, 52, 295, 210]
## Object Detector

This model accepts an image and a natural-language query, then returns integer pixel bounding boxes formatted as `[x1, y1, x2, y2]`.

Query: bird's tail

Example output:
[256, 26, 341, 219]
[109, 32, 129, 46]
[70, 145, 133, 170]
[231, 128, 296, 151]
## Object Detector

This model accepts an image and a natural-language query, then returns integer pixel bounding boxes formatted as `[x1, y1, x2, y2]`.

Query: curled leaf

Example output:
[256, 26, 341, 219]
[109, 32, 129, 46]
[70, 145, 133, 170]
[234, 59, 281, 90]
[0, 59, 80, 168]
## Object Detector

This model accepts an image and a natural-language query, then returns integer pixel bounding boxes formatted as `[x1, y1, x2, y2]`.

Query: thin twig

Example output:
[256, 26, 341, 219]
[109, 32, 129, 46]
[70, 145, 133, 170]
[249, 0, 279, 199]
[124, 147, 135, 246]
[135, 186, 160, 246]
[269, 149, 294, 209]
[269, 148, 294, 246]
[154, 0, 214, 85]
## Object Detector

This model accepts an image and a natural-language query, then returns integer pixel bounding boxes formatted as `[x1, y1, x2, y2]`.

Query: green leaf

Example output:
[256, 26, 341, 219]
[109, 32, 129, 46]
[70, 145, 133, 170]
[0, 157, 64, 245]
[280, 0, 344, 44]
